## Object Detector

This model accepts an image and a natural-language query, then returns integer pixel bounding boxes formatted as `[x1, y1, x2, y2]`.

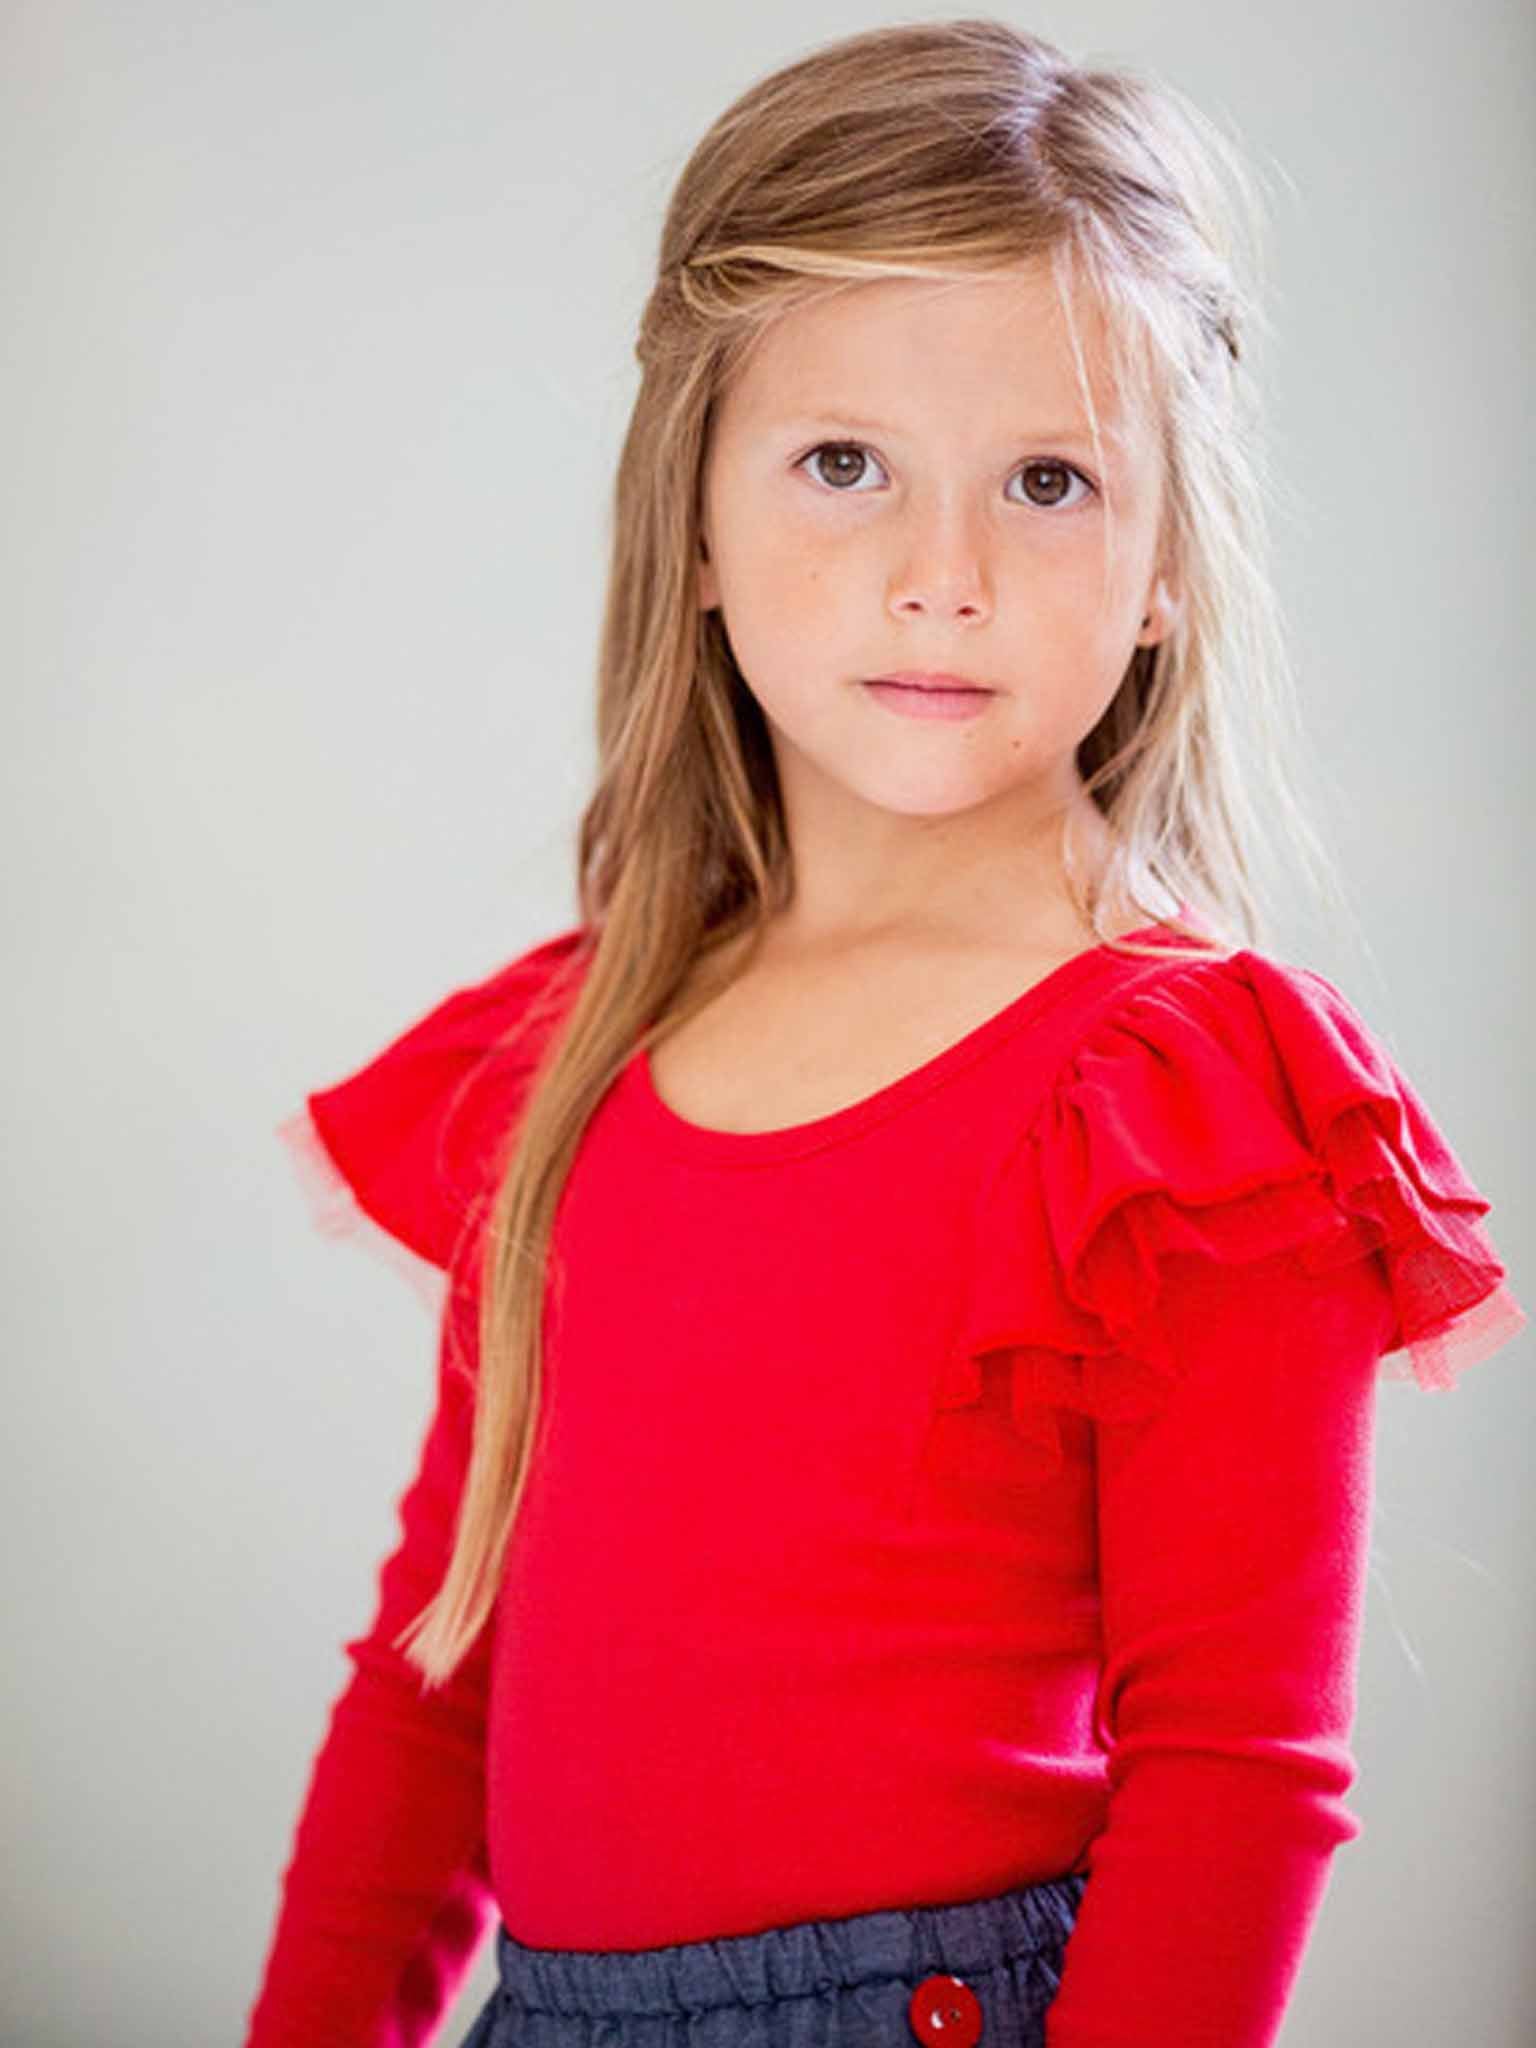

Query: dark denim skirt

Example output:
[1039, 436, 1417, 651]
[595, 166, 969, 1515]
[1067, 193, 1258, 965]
[455, 1873, 1089, 2048]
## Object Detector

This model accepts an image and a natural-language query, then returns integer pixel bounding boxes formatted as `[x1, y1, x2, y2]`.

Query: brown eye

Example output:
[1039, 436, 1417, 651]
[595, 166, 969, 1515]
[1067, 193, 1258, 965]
[1011, 461, 1094, 510]
[799, 442, 883, 491]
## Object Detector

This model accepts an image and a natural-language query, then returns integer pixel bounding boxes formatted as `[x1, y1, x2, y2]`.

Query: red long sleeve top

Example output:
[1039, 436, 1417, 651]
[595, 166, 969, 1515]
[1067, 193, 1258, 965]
[245, 920, 1527, 2048]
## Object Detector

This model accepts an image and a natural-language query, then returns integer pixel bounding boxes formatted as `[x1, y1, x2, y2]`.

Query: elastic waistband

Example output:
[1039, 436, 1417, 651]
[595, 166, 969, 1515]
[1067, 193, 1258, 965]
[492, 1874, 1089, 2018]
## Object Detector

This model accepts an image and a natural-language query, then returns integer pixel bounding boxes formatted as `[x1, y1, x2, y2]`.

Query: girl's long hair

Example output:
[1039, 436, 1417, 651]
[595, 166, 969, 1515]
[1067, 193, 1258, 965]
[397, 17, 1353, 1686]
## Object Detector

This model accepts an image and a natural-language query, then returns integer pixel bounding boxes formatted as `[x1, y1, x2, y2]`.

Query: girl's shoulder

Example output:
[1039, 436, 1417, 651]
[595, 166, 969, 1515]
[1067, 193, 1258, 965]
[277, 922, 593, 1282]
[1074, 933, 1431, 1124]
[944, 935, 1526, 1466]
[1050, 926, 1488, 1131]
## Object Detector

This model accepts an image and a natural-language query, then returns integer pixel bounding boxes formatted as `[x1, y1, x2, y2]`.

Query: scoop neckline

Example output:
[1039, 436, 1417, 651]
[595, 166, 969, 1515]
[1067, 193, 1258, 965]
[624, 913, 1200, 1166]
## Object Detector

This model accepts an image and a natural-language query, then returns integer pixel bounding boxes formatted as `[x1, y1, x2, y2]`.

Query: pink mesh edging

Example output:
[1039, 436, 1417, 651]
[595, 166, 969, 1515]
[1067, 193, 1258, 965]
[275, 1105, 447, 1317]
[1380, 1277, 1527, 1391]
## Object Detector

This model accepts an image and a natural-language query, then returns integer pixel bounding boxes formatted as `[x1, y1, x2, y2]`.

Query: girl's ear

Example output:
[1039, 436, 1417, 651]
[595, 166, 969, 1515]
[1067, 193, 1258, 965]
[697, 533, 719, 613]
[1137, 571, 1183, 646]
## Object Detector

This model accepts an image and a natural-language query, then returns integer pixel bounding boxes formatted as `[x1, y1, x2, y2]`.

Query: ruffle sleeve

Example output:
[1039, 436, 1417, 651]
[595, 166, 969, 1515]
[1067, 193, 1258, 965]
[275, 924, 593, 1293]
[940, 948, 1527, 1474]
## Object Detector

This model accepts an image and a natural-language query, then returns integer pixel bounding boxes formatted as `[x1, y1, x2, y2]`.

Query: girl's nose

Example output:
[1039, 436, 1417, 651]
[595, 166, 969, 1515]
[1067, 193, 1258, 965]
[886, 502, 993, 623]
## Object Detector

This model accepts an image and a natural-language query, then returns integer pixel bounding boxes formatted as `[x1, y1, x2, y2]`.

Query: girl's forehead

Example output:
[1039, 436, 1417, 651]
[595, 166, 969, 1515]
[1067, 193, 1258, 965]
[717, 272, 1151, 453]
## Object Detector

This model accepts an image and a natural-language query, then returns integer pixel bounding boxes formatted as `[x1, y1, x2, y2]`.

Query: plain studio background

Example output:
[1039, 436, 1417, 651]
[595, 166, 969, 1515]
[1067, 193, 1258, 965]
[3, 3, 1531, 2043]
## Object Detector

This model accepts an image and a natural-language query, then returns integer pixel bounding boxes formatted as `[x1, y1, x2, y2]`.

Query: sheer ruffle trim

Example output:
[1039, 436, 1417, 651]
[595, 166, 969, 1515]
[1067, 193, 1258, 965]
[276, 1102, 447, 1314]
[274, 924, 592, 1289]
[939, 950, 1526, 1468]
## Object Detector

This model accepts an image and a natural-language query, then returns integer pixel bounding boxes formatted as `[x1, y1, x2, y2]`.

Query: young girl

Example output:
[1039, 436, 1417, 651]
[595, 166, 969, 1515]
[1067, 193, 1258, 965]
[245, 20, 1526, 2048]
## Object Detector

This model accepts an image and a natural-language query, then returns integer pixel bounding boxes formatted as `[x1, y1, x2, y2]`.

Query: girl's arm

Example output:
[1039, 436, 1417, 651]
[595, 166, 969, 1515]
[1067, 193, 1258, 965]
[244, 925, 590, 2045]
[1044, 1243, 1391, 2048]
[959, 946, 1523, 2045]
[243, 1299, 495, 2048]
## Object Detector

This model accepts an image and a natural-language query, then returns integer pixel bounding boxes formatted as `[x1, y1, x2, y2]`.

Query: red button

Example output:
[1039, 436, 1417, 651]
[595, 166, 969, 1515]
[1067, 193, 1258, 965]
[907, 1973, 984, 2048]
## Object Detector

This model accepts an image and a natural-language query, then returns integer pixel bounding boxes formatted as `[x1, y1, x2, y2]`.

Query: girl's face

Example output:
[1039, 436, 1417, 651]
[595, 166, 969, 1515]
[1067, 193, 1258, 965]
[696, 261, 1179, 850]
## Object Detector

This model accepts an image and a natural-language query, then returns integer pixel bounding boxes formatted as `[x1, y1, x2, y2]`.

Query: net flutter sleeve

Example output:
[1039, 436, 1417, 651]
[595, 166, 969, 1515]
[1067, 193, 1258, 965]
[938, 948, 1526, 1481]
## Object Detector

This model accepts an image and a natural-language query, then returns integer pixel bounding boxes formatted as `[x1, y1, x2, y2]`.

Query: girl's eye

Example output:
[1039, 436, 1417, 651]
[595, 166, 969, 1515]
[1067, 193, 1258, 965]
[797, 442, 888, 492]
[1007, 459, 1096, 511]
[795, 441, 1096, 510]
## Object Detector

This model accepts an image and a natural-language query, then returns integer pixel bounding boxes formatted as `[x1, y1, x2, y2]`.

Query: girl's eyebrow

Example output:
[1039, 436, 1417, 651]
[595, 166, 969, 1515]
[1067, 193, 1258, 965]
[769, 410, 1130, 451]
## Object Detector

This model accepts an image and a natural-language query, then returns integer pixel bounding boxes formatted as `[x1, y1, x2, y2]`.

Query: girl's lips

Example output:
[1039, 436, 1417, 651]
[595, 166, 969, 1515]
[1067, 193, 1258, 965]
[862, 678, 995, 722]
[870, 671, 995, 692]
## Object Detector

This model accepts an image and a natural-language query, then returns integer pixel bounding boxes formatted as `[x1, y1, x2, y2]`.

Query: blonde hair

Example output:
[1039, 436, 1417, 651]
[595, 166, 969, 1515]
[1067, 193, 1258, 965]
[398, 17, 1353, 1686]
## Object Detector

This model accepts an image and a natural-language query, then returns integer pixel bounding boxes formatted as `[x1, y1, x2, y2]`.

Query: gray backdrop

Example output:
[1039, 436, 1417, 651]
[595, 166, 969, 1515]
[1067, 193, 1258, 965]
[4, 3, 1531, 2043]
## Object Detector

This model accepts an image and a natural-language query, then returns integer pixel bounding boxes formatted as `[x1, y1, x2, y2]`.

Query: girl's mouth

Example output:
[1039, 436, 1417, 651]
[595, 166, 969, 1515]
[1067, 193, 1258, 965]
[862, 678, 996, 721]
